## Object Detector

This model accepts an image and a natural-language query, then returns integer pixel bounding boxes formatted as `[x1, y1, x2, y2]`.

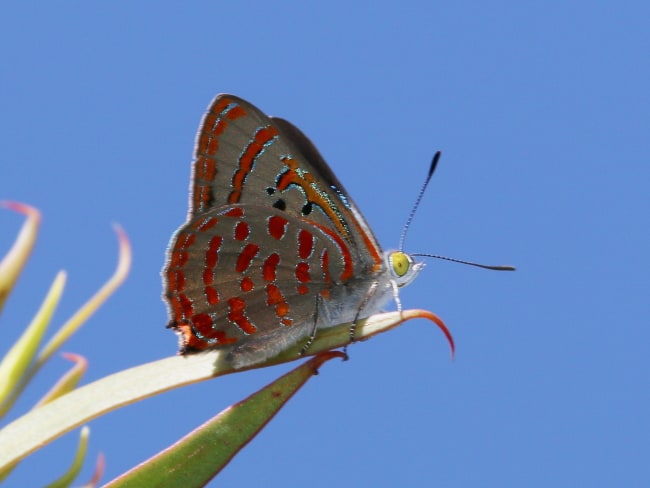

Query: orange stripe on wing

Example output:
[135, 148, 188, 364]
[228, 125, 279, 203]
[192, 97, 247, 213]
[309, 221, 354, 282]
[276, 156, 383, 271]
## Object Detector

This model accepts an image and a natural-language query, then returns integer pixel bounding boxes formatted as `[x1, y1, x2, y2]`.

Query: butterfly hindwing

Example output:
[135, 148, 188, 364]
[165, 204, 362, 352]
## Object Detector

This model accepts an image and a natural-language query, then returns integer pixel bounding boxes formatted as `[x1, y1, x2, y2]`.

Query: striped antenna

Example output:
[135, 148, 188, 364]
[398, 151, 441, 251]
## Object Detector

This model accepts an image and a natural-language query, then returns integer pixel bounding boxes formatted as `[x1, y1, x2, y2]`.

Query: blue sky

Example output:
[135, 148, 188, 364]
[1, 2, 648, 486]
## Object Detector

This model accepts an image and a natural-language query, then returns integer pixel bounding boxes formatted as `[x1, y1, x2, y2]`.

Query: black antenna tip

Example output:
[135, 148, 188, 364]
[428, 151, 442, 179]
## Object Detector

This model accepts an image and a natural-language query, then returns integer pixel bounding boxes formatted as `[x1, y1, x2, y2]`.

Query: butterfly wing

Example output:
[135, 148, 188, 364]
[164, 95, 390, 356]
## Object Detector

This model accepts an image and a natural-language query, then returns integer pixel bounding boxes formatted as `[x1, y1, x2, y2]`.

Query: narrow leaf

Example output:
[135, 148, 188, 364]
[37, 224, 131, 364]
[0, 201, 41, 312]
[0, 351, 85, 481]
[105, 351, 346, 488]
[78, 452, 105, 488]
[0, 272, 66, 413]
[44, 426, 90, 488]
[35, 353, 88, 407]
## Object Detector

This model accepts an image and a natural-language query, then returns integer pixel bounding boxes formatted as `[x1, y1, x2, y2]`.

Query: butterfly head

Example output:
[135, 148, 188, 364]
[387, 251, 424, 287]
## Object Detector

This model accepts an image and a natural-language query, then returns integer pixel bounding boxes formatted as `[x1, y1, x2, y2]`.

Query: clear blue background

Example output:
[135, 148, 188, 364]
[1, 2, 648, 486]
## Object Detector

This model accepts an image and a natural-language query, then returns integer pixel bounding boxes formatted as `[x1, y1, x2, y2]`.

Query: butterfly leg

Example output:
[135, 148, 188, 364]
[347, 280, 381, 345]
[390, 279, 403, 312]
[299, 294, 323, 357]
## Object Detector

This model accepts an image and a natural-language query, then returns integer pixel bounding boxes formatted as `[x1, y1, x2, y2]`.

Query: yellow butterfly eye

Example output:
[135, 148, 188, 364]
[391, 252, 411, 277]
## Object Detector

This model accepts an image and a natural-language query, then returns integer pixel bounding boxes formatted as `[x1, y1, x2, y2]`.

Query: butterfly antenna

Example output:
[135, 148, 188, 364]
[398, 151, 441, 251]
[411, 253, 515, 271]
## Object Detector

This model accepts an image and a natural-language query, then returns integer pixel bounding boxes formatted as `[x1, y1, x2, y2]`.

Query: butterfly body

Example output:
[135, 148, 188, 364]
[163, 95, 422, 368]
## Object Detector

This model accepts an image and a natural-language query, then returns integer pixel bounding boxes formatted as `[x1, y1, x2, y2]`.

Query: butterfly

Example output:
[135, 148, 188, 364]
[162, 95, 510, 369]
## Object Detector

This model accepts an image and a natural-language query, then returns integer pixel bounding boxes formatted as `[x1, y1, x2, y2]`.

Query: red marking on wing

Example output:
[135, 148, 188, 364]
[297, 284, 309, 295]
[295, 262, 310, 283]
[266, 284, 290, 320]
[200, 111, 217, 132]
[265, 284, 284, 307]
[196, 102, 233, 163]
[275, 158, 298, 190]
[205, 236, 222, 269]
[224, 207, 244, 218]
[168, 295, 185, 321]
[197, 132, 217, 156]
[188, 313, 238, 346]
[180, 326, 238, 350]
[234, 221, 250, 241]
[167, 269, 185, 292]
[236, 243, 259, 273]
[195, 156, 217, 179]
[214, 96, 234, 114]
[202, 267, 213, 285]
[227, 297, 256, 334]
[169, 250, 188, 268]
[298, 229, 314, 259]
[268, 215, 288, 240]
[240, 276, 254, 292]
[320, 249, 332, 284]
[207, 139, 218, 155]
[193, 185, 212, 212]
[205, 286, 219, 306]
[179, 294, 194, 317]
[202, 235, 223, 305]
[310, 222, 353, 282]
[174, 232, 196, 250]
[263, 253, 280, 281]
[166, 232, 196, 298]
[228, 126, 279, 203]
[193, 216, 218, 232]
[226, 104, 246, 120]
[191, 313, 214, 333]
[166, 232, 199, 320]
[196, 111, 223, 156]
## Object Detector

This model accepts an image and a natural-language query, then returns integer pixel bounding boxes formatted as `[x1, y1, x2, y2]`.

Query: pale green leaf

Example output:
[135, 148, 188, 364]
[38, 224, 131, 364]
[0, 272, 66, 413]
[35, 352, 88, 407]
[0, 309, 452, 469]
[44, 426, 90, 488]
[0, 202, 41, 312]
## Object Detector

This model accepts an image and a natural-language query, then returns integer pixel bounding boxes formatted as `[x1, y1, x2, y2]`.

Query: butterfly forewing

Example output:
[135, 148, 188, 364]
[190, 94, 383, 270]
